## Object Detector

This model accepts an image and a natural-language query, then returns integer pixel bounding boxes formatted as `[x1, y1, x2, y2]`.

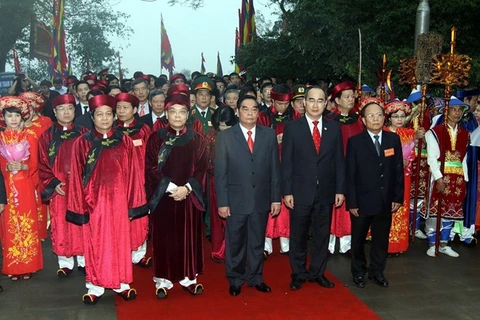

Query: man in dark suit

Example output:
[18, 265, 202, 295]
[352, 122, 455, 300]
[139, 89, 166, 129]
[282, 86, 345, 291]
[215, 95, 281, 297]
[39, 80, 60, 122]
[346, 100, 404, 288]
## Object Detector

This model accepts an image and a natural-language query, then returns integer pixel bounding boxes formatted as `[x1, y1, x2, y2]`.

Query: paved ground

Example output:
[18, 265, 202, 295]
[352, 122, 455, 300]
[0, 237, 479, 320]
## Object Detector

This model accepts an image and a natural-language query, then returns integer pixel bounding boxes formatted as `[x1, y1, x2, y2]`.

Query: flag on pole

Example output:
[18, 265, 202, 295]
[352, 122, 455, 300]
[118, 53, 123, 82]
[30, 18, 52, 62]
[238, 8, 244, 48]
[200, 53, 206, 75]
[247, 0, 257, 42]
[67, 55, 72, 76]
[235, 28, 241, 73]
[12, 46, 22, 74]
[161, 15, 175, 74]
[242, 0, 249, 45]
[216, 52, 223, 77]
[50, 0, 68, 81]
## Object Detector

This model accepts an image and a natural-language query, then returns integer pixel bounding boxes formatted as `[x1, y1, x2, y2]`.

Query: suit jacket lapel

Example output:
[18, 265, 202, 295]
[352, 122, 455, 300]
[233, 124, 251, 154]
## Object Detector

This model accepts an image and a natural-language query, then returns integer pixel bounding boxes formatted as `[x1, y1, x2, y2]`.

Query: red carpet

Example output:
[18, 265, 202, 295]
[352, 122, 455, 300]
[116, 242, 380, 320]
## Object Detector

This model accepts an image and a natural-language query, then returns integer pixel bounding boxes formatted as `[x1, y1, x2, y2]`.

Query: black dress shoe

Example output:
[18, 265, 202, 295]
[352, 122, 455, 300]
[290, 278, 306, 290]
[368, 274, 389, 287]
[311, 275, 335, 288]
[229, 285, 241, 296]
[254, 282, 272, 293]
[353, 276, 365, 288]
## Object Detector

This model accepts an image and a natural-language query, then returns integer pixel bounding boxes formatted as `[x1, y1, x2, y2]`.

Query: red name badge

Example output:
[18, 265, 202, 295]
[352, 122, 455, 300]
[384, 148, 395, 157]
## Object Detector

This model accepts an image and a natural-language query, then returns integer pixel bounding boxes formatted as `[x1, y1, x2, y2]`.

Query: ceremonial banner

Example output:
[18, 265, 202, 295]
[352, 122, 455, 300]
[216, 52, 223, 77]
[50, 0, 68, 80]
[161, 15, 175, 74]
[12, 47, 21, 74]
[30, 19, 52, 62]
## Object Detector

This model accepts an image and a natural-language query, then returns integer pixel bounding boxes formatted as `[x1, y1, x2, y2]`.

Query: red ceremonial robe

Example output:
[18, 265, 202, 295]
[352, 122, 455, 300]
[117, 119, 151, 250]
[25, 115, 53, 240]
[204, 128, 225, 261]
[325, 108, 364, 238]
[153, 115, 203, 135]
[67, 128, 147, 289]
[145, 126, 207, 282]
[38, 123, 84, 257]
[258, 106, 301, 239]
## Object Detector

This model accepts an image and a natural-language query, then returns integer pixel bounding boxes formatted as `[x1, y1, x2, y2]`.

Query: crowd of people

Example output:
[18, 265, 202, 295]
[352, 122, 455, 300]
[0, 68, 478, 301]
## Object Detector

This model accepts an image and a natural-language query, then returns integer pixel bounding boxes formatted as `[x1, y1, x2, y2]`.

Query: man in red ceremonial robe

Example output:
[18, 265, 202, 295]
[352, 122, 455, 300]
[152, 84, 203, 134]
[325, 81, 364, 254]
[145, 89, 207, 299]
[257, 84, 301, 258]
[38, 94, 85, 277]
[115, 92, 152, 267]
[67, 94, 147, 305]
[20, 91, 53, 240]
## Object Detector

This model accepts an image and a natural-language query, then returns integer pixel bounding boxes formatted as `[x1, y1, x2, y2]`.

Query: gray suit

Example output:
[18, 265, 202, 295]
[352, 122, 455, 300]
[215, 124, 281, 286]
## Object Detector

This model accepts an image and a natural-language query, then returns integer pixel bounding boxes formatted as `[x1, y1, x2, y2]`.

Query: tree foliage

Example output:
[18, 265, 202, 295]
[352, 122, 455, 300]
[0, 0, 132, 78]
[237, 0, 480, 94]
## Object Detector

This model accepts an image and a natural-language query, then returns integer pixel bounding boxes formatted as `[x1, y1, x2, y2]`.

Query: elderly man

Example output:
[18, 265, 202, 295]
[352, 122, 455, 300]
[346, 99, 403, 289]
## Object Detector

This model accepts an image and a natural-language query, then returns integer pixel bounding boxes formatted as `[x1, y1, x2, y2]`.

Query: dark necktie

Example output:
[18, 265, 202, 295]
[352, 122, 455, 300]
[83, 105, 88, 114]
[312, 120, 321, 154]
[201, 111, 206, 118]
[374, 135, 381, 156]
[247, 131, 254, 153]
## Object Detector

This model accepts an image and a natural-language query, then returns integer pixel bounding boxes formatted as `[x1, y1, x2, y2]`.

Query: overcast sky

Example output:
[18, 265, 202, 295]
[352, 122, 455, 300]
[112, 0, 277, 78]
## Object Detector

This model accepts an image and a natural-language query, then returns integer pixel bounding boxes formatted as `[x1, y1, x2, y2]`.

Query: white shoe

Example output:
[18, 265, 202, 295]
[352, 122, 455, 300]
[438, 246, 459, 258]
[426, 246, 436, 257]
[415, 229, 427, 239]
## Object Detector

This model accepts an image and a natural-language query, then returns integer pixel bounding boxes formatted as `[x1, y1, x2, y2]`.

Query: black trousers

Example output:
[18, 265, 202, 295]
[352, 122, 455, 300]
[350, 212, 392, 277]
[289, 193, 332, 281]
[225, 210, 269, 286]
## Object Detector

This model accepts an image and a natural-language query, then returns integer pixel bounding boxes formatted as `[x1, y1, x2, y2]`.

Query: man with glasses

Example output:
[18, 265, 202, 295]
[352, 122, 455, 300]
[346, 99, 404, 288]
[145, 93, 207, 299]
[131, 78, 150, 117]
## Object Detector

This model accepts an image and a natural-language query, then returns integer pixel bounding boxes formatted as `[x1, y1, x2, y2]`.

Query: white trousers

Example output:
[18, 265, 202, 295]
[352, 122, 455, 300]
[153, 276, 197, 290]
[86, 282, 130, 296]
[264, 237, 289, 254]
[58, 255, 85, 269]
[328, 235, 351, 254]
[132, 240, 147, 264]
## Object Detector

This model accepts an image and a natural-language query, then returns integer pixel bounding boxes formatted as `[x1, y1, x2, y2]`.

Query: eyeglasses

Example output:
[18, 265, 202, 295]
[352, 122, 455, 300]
[167, 110, 188, 116]
[365, 113, 385, 119]
[56, 107, 75, 112]
[390, 115, 406, 119]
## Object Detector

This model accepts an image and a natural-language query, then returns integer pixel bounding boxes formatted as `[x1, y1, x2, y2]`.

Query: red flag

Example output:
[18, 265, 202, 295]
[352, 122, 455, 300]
[161, 15, 175, 73]
[12, 46, 22, 74]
